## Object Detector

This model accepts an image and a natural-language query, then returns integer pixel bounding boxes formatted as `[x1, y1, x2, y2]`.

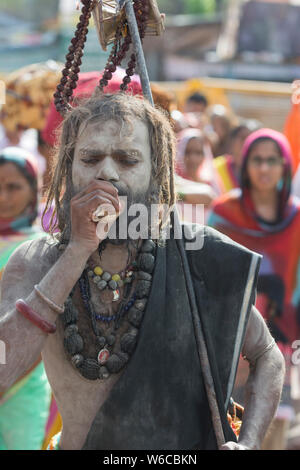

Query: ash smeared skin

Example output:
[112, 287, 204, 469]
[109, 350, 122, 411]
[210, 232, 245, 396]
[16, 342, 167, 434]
[0, 117, 285, 450]
[221, 306, 285, 450]
[0, 119, 153, 450]
[72, 120, 151, 196]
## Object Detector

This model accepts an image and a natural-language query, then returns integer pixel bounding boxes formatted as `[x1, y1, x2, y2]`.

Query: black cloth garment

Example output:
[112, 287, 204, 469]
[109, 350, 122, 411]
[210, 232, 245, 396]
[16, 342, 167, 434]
[82, 225, 261, 450]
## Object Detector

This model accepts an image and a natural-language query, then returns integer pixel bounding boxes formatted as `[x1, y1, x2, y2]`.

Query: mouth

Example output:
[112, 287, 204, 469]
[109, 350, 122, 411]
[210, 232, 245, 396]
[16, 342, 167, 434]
[0, 207, 13, 213]
[0, 211, 15, 219]
[257, 175, 272, 184]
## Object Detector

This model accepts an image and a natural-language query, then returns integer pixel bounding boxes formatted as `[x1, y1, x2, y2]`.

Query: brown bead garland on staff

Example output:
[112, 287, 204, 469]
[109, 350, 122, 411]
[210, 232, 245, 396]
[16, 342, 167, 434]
[54, 0, 96, 115]
[54, 0, 151, 116]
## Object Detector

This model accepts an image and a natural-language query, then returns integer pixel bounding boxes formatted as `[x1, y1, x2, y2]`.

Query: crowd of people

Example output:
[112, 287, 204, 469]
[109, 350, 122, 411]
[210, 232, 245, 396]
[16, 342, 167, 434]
[172, 92, 300, 451]
[0, 61, 300, 450]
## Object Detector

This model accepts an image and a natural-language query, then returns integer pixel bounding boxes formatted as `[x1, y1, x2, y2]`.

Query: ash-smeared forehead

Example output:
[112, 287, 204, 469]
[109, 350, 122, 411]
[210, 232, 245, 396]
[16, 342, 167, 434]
[76, 118, 150, 152]
[77, 114, 149, 147]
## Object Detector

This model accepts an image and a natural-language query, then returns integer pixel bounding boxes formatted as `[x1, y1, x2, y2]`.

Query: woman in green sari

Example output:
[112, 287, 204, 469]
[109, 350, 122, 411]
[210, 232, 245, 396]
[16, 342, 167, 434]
[0, 147, 51, 450]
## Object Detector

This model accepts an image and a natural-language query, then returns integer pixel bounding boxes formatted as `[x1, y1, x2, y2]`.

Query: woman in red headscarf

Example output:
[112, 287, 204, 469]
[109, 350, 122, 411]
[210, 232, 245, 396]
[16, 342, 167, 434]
[208, 128, 300, 449]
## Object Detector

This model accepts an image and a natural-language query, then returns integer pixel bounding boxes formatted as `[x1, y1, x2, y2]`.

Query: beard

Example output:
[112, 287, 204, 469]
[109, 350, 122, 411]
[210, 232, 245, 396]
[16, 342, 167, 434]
[103, 180, 157, 246]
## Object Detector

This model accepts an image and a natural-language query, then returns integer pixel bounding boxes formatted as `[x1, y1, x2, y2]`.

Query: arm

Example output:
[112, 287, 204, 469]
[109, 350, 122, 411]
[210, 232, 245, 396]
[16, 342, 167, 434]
[0, 180, 121, 395]
[175, 175, 216, 205]
[222, 305, 285, 450]
[0, 238, 89, 395]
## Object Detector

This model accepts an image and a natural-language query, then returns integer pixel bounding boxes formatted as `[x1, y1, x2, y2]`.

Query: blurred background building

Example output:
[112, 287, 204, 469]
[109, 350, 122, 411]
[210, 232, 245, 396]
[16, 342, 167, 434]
[1, 0, 300, 131]
[2, 0, 300, 80]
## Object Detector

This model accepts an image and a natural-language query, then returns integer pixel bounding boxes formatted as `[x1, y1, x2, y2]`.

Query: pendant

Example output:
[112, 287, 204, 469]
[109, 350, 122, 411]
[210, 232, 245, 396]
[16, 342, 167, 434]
[112, 289, 120, 302]
[98, 348, 110, 365]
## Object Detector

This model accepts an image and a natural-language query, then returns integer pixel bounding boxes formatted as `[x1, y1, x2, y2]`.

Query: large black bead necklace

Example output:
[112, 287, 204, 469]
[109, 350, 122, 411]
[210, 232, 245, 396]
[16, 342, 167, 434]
[61, 238, 156, 380]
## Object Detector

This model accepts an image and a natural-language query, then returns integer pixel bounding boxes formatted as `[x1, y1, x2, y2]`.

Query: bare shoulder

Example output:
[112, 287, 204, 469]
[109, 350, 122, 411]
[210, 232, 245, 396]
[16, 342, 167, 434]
[3, 234, 60, 275]
[0, 235, 61, 307]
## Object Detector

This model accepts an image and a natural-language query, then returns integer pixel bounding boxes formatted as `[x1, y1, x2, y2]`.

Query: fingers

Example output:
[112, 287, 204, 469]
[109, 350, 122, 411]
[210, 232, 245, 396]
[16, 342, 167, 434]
[71, 181, 121, 215]
[73, 194, 119, 222]
[72, 180, 119, 202]
[75, 190, 120, 214]
[220, 442, 247, 450]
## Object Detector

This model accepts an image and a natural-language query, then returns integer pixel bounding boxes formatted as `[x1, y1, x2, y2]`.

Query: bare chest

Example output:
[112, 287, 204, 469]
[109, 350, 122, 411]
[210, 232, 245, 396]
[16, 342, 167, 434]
[38, 244, 138, 448]
[42, 317, 125, 450]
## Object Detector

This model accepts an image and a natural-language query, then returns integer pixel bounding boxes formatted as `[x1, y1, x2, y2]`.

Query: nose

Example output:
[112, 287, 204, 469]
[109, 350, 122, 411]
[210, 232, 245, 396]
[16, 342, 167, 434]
[95, 156, 120, 183]
[259, 162, 270, 171]
[0, 188, 9, 202]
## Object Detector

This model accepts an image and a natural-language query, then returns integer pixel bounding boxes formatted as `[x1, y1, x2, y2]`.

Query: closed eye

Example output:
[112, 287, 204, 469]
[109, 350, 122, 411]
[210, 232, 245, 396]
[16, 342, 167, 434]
[118, 156, 139, 166]
[81, 156, 138, 166]
[81, 158, 99, 165]
[79, 148, 142, 166]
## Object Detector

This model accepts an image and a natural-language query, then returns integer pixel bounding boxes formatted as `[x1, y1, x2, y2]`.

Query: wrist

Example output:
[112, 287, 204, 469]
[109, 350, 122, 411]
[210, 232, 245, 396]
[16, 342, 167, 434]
[238, 436, 260, 450]
[16, 299, 57, 334]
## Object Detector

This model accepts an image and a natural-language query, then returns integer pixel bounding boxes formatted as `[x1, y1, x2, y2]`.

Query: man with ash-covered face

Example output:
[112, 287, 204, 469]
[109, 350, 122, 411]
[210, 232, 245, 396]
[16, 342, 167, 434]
[0, 92, 284, 450]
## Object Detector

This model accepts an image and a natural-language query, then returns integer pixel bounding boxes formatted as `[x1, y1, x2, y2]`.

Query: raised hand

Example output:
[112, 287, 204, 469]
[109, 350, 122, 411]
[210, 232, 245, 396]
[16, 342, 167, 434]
[70, 180, 124, 256]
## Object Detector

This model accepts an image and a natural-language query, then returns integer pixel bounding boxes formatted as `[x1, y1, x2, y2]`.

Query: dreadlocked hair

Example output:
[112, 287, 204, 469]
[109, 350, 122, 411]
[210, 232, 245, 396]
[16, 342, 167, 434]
[43, 90, 177, 241]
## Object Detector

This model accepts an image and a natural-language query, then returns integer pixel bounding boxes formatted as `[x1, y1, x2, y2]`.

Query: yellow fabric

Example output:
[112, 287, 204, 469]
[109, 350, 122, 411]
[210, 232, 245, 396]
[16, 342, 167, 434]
[213, 155, 238, 194]
[177, 78, 232, 112]
[42, 398, 62, 450]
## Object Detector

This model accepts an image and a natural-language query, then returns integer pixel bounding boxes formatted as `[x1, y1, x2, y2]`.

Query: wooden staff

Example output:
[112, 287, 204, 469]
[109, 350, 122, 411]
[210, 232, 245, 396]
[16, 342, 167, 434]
[173, 209, 226, 449]
[119, 0, 154, 105]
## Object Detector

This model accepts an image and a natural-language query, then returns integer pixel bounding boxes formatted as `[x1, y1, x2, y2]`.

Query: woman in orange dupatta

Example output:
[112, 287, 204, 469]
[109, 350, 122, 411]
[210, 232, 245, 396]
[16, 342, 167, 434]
[208, 128, 300, 449]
